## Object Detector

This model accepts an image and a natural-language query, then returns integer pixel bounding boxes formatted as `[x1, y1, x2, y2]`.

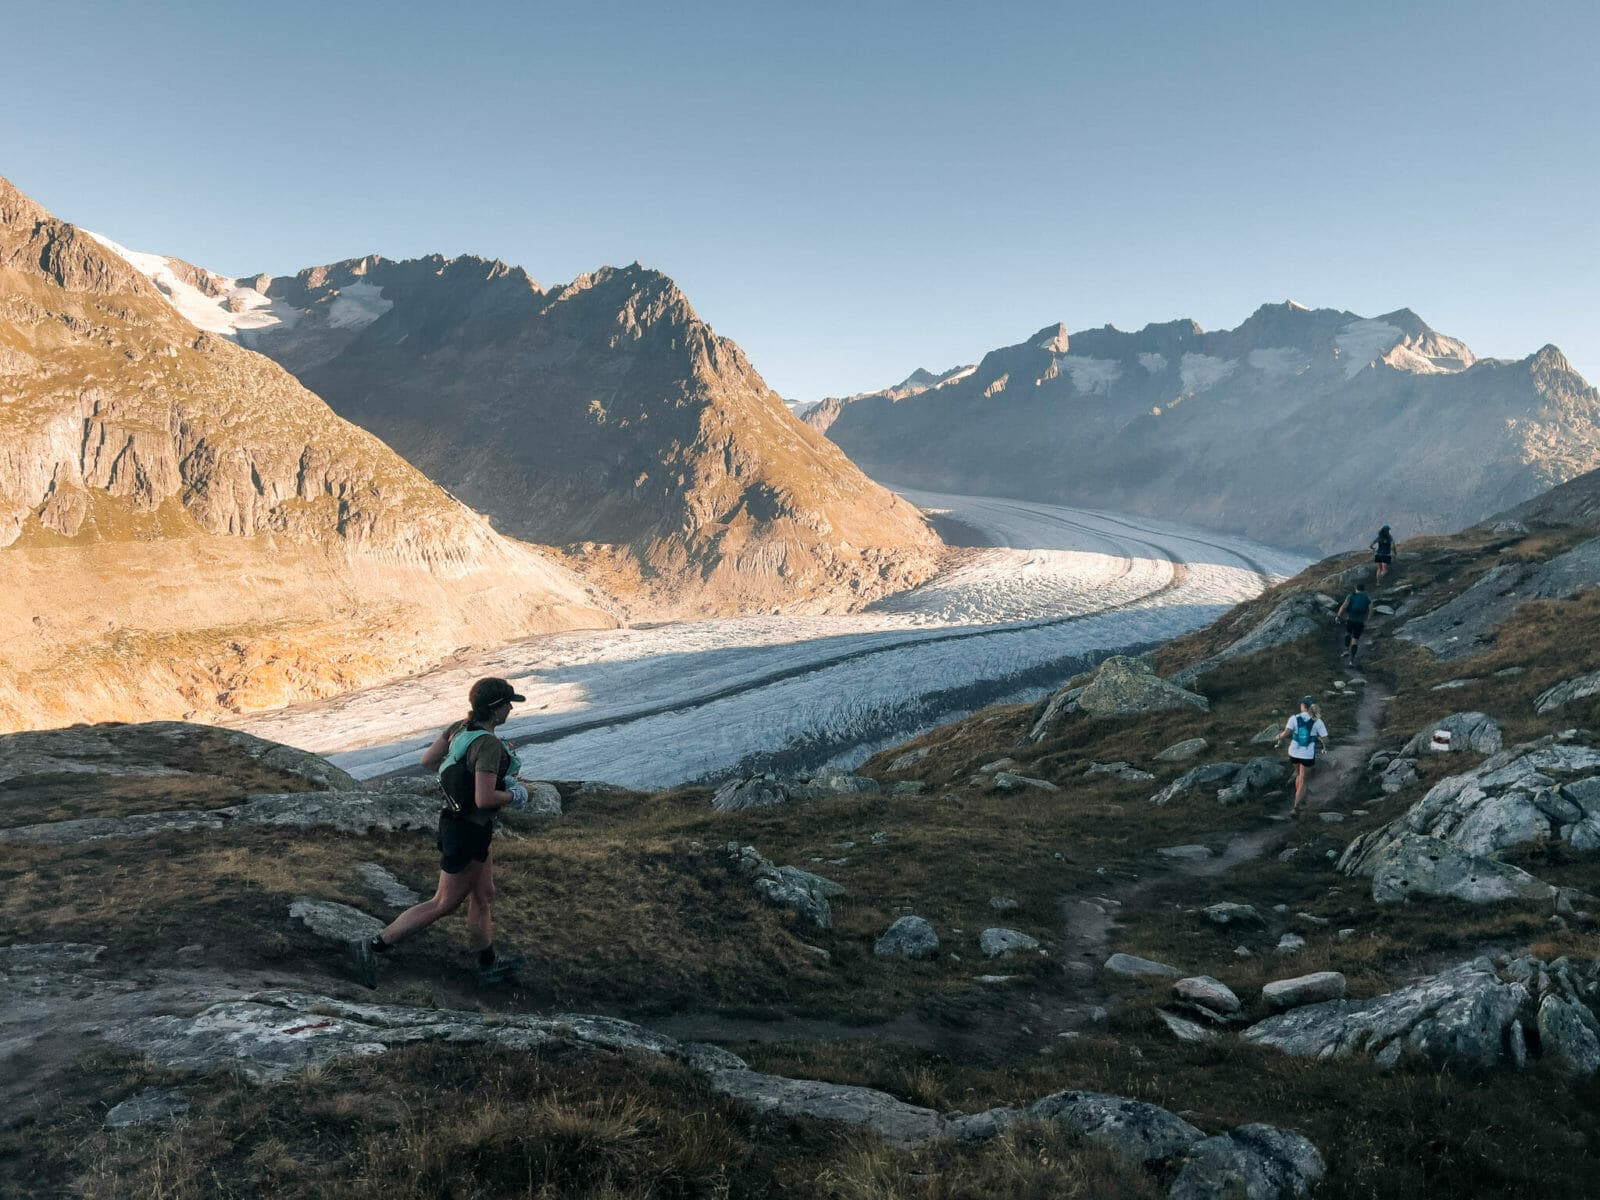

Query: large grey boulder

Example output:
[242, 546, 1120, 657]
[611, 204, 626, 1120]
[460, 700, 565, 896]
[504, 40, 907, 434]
[980, 927, 1041, 958]
[1243, 958, 1530, 1070]
[1171, 594, 1326, 687]
[1027, 1090, 1203, 1163]
[1537, 993, 1600, 1075]
[874, 915, 939, 960]
[1175, 976, 1241, 1014]
[725, 844, 841, 930]
[707, 1068, 945, 1146]
[1168, 1124, 1326, 1200]
[1354, 834, 1558, 904]
[1535, 670, 1600, 715]
[1151, 762, 1244, 806]
[1078, 656, 1210, 718]
[510, 781, 563, 818]
[1396, 538, 1600, 660]
[712, 775, 791, 812]
[1400, 712, 1503, 757]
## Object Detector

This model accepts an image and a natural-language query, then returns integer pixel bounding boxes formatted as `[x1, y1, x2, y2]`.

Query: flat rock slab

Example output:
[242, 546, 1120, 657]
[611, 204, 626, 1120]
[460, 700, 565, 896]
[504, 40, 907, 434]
[103, 989, 737, 1084]
[1536, 670, 1600, 715]
[1158, 844, 1214, 862]
[1202, 902, 1263, 927]
[0, 792, 439, 845]
[1158, 1009, 1218, 1042]
[104, 1087, 190, 1129]
[0, 942, 107, 971]
[1105, 953, 1181, 978]
[1171, 594, 1325, 687]
[289, 898, 384, 943]
[708, 1068, 945, 1146]
[356, 864, 422, 908]
[1156, 737, 1210, 762]
[1353, 833, 1558, 904]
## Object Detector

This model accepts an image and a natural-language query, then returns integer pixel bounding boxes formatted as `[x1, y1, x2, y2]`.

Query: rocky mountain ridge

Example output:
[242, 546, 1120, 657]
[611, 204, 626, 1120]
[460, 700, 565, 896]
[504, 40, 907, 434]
[0, 176, 614, 732]
[808, 302, 1600, 553]
[108, 244, 943, 617]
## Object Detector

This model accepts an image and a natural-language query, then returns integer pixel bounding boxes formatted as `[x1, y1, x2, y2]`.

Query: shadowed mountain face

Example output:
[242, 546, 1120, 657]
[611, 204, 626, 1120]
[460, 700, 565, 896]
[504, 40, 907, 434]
[0, 177, 614, 732]
[160, 254, 942, 617]
[807, 304, 1600, 554]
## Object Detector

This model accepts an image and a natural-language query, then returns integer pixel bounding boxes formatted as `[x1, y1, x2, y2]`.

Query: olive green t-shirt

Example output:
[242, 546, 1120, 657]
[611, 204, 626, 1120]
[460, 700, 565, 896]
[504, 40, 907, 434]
[444, 720, 510, 825]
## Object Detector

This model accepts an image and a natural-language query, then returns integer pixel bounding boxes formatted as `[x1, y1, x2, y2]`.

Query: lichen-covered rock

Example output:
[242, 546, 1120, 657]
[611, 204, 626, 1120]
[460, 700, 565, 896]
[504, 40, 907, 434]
[990, 772, 1059, 792]
[1027, 1090, 1203, 1163]
[1219, 757, 1288, 804]
[1202, 902, 1263, 927]
[510, 780, 563, 817]
[1535, 670, 1600, 715]
[874, 915, 939, 960]
[1151, 762, 1244, 807]
[1175, 976, 1241, 1014]
[1156, 737, 1210, 762]
[1105, 953, 1180, 978]
[889, 747, 929, 771]
[1168, 1124, 1326, 1200]
[1537, 993, 1600, 1075]
[1348, 833, 1558, 904]
[1085, 760, 1156, 781]
[725, 843, 841, 929]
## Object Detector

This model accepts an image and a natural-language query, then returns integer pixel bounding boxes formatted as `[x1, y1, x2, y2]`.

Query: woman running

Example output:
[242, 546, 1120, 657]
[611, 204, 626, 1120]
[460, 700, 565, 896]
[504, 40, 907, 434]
[352, 676, 529, 987]
[1370, 524, 1396, 582]
[1275, 695, 1328, 816]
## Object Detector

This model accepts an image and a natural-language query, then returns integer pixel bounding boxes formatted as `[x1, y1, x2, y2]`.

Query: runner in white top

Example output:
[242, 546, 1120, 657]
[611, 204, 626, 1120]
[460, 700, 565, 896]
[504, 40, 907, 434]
[1274, 695, 1328, 815]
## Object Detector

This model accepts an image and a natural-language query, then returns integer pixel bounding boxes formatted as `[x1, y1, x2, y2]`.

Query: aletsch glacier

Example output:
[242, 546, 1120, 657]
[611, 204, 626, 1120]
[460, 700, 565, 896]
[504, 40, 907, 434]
[233, 490, 1303, 789]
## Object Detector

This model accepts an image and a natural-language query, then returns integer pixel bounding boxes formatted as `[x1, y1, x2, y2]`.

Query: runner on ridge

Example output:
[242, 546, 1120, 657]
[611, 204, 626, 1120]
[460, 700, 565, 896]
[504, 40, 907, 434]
[1275, 695, 1328, 816]
[1336, 582, 1373, 665]
[1370, 525, 1396, 583]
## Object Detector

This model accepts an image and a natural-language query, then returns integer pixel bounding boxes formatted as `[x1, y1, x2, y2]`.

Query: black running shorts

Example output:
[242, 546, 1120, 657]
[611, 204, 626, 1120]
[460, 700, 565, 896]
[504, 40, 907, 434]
[1345, 620, 1365, 639]
[1374, 554, 1392, 564]
[1289, 754, 1317, 771]
[437, 813, 494, 873]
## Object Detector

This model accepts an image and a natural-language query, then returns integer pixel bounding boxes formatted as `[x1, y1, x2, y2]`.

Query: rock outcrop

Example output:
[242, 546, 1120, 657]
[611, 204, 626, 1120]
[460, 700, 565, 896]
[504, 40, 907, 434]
[1244, 956, 1600, 1075]
[1339, 737, 1600, 901]
[1171, 594, 1329, 687]
[1028, 656, 1207, 741]
[724, 843, 842, 930]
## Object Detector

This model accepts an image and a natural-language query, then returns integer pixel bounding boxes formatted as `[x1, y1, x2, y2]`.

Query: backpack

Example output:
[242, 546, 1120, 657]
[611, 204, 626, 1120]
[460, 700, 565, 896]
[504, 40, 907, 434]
[438, 727, 494, 815]
[1292, 714, 1317, 749]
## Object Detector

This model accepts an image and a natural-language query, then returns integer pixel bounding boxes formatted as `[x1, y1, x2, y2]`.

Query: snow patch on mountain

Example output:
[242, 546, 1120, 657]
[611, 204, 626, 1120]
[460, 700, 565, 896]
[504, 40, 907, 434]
[326, 281, 392, 329]
[1334, 319, 1403, 378]
[1248, 347, 1313, 376]
[1063, 356, 1123, 394]
[1138, 352, 1168, 374]
[1180, 353, 1237, 392]
[84, 232, 299, 337]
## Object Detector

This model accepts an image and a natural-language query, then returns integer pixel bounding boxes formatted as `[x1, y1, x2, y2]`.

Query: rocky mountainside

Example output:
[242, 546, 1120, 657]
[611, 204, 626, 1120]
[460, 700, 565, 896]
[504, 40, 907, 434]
[114, 249, 942, 617]
[0, 177, 614, 732]
[808, 303, 1600, 554]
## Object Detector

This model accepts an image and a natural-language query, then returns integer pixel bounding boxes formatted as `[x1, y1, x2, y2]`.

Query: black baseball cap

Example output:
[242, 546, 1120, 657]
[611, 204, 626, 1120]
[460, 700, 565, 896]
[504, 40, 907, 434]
[470, 677, 526, 713]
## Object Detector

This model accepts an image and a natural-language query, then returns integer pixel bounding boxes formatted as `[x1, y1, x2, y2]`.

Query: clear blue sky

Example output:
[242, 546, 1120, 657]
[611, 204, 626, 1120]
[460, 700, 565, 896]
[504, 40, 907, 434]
[6, 1, 1596, 398]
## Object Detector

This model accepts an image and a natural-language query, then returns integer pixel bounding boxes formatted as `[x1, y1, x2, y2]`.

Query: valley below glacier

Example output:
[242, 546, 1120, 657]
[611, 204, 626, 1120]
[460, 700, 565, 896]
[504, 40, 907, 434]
[232, 490, 1305, 788]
